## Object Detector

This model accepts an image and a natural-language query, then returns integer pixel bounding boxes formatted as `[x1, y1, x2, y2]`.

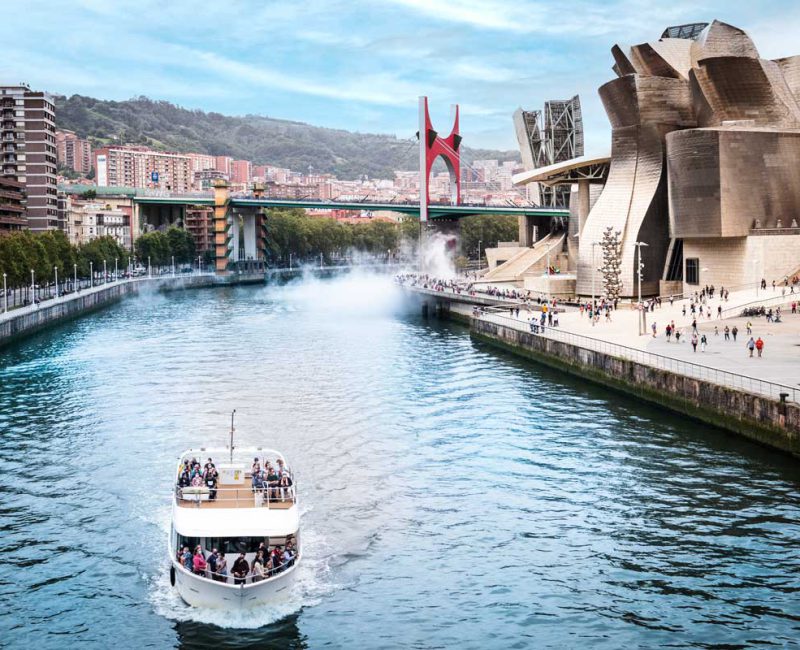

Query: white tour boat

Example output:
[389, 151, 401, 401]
[169, 414, 300, 608]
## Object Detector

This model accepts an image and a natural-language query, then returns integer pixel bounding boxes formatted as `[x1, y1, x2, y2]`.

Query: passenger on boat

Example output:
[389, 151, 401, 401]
[192, 546, 207, 575]
[270, 546, 283, 573]
[208, 548, 219, 578]
[232, 553, 249, 585]
[284, 541, 296, 567]
[204, 466, 218, 500]
[251, 550, 268, 582]
[251, 468, 264, 492]
[181, 546, 192, 572]
[203, 458, 215, 474]
[190, 472, 203, 487]
[266, 464, 280, 500]
[178, 468, 191, 488]
[216, 551, 228, 582]
[252, 457, 261, 475]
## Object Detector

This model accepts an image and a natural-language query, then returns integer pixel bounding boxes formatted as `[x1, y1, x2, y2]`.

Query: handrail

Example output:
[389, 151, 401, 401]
[175, 483, 297, 508]
[173, 552, 299, 586]
[477, 312, 799, 404]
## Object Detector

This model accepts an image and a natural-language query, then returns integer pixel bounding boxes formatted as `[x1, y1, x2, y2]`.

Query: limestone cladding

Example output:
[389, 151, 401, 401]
[681, 234, 800, 292]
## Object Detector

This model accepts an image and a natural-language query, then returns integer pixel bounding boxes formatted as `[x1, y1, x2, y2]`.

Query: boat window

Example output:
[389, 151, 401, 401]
[204, 537, 266, 554]
[177, 534, 200, 552]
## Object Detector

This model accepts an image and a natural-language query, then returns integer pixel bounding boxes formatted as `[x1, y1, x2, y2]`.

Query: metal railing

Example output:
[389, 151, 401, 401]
[174, 551, 299, 586]
[477, 312, 799, 404]
[175, 483, 297, 508]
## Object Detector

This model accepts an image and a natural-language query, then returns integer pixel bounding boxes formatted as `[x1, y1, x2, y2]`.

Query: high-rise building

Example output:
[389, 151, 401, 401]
[94, 146, 193, 192]
[231, 159, 252, 185]
[0, 176, 25, 231]
[1, 84, 58, 230]
[214, 155, 233, 178]
[56, 129, 92, 174]
[186, 153, 216, 173]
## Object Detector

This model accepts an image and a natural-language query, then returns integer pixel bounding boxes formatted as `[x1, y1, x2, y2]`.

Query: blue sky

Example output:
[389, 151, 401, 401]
[3, 1, 799, 153]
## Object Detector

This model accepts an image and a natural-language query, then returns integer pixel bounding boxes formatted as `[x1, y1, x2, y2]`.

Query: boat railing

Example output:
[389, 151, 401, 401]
[174, 553, 299, 586]
[174, 483, 297, 508]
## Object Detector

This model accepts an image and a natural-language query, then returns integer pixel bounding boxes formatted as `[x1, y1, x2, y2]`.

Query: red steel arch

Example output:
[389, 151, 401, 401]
[418, 96, 461, 222]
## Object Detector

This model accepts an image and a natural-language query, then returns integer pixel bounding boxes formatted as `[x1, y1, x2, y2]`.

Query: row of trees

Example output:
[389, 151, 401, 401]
[262, 209, 518, 264]
[135, 228, 196, 267]
[0, 230, 130, 288]
[263, 209, 419, 263]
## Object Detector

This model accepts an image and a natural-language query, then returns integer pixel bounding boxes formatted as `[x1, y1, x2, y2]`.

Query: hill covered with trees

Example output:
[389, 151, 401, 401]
[54, 95, 519, 180]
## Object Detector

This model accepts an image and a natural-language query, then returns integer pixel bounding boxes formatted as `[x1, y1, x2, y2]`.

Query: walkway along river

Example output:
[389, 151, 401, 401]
[0, 272, 798, 648]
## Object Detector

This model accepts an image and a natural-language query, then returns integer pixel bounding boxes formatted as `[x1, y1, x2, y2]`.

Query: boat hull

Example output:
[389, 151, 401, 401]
[172, 560, 297, 609]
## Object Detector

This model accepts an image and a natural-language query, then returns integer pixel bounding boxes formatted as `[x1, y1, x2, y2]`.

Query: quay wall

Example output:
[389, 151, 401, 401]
[0, 275, 225, 349]
[470, 318, 800, 458]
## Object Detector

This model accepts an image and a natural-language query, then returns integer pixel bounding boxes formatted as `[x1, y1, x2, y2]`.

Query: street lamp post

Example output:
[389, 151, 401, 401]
[591, 241, 600, 321]
[2, 272, 6, 313]
[197, 255, 201, 274]
[478, 240, 482, 272]
[90, 261, 93, 288]
[73, 263, 77, 291]
[319, 252, 323, 269]
[148, 256, 151, 278]
[171, 256, 175, 277]
[30, 269, 35, 304]
[289, 253, 293, 270]
[114, 257, 118, 282]
[103, 259, 107, 285]
[634, 241, 649, 335]
[54, 266, 59, 299]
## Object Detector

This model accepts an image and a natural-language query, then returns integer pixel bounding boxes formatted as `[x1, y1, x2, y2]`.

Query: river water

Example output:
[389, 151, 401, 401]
[1, 272, 798, 649]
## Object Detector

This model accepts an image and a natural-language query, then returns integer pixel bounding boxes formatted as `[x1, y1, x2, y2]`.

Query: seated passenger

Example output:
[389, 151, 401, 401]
[271, 546, 283, 572]
[266, 465, 280, 501]
[190, 472, 203, 487]
[203, 458, 215, 475]
[251, 469, 264, 492]
[282, 546, 294, 569]
[285, 540, 296, 567]
[178, 469, 191, 488]
[252, 457, 261, 476]
[205, 467, 218, 500]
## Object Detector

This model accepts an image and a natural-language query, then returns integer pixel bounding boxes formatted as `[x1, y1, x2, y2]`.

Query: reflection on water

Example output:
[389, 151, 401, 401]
[0, 271, 798, 649]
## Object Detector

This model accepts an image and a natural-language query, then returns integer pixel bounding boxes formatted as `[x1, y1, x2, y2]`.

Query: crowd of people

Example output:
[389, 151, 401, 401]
[251, 456, 293, 502]
[177, 539, 298, 584]
[178, 457, 219, 500]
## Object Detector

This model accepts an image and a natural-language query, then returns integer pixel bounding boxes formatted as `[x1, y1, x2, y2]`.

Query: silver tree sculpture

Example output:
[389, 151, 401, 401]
[600, 227, 622, 300]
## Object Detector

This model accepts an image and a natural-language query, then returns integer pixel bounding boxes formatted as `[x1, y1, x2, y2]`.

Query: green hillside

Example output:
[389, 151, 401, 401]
[54, 95, 519, 180]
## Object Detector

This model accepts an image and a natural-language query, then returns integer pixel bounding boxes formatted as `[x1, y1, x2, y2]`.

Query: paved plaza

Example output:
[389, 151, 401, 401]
[479, 285, 800, 399]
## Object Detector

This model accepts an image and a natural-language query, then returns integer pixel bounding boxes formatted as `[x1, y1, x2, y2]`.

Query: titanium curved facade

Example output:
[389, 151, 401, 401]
[578, 19, 800, 297]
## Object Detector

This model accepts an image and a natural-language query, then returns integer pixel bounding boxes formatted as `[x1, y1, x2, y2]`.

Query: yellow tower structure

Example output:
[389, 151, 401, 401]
[212, 179, 231, 274]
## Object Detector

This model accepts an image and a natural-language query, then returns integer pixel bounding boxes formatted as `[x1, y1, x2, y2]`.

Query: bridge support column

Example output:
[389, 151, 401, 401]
[213, 180, 232, 274]
[243, 212, 257, 260]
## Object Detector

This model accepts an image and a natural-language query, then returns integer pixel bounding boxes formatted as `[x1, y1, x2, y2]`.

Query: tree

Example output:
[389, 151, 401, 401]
[166, 227, 195, 264]
[460, 214, 519, 260]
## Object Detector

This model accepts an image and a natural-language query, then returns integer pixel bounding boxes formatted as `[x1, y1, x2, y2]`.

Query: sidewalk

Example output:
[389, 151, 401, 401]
[480, 286, 800, 402]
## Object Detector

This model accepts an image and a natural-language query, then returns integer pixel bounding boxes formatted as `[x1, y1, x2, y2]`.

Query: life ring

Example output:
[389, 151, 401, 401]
[170, 565, 176, 586]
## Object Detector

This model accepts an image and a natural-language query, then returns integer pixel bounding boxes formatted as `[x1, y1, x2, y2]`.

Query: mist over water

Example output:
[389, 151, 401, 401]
[0, 271, 799, 648]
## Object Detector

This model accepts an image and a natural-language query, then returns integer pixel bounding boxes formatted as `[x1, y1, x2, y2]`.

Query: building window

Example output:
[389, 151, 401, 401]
[686, 258, 699, 285]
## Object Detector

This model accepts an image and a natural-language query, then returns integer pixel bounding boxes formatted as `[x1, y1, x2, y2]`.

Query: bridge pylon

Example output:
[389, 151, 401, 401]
[418, 96, 461, 224]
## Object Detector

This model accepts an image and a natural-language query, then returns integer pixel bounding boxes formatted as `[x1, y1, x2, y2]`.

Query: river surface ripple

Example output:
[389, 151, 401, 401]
[0, 273, 798, 649]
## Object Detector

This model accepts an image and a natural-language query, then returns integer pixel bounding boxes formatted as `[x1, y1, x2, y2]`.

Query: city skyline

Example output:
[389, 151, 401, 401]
[3, 1, 800, 152]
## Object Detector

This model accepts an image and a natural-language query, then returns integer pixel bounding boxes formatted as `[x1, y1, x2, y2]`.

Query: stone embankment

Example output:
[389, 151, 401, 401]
[0, 273, 255, 349]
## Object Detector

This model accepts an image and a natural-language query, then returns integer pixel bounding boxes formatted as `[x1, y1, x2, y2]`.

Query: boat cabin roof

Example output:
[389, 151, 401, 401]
[173, 503, 299, 537]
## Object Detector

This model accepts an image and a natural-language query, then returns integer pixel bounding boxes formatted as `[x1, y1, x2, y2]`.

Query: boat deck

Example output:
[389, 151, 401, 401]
[176, 483, 295, 509]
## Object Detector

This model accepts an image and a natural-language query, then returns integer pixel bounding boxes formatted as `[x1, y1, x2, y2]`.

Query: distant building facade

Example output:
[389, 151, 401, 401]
[56, 129, 92, 174]
[1, 84, 58, 231]
[94, 146, 193, 192]
[0, 176, 26, 231]
[231, 159, 251, 185]
[66, 199, 131, 247]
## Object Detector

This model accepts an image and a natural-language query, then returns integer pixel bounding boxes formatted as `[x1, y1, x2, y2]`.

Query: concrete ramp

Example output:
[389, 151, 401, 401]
[481, 234, 565, 284]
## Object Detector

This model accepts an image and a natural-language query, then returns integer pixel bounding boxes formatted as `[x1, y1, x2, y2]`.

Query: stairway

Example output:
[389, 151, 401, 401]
[480, 234, 565, 284]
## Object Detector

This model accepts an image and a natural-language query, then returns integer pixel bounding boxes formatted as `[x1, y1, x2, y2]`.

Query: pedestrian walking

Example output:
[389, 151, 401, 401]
[746, 321, 752, 336]
[731, 325, 738, 341]
[691, 333, 698, 352]
[724, 325, 730, 340]
[717, 305, 722, 319]
[651, 321, 657, 338]
[700, 334, 707, 352]
[746, 337, 755, 357]
[666, 324, 672, 341]
[755, 336, 764, 357]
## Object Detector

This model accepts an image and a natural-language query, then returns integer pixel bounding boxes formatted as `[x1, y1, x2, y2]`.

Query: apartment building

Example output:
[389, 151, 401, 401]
[56, 129, 92, 174]
[231, 159, 251, 185]
[1, 84, 58, 231]
[0, 176, 25, 231]
[66, 198, 131, 247]
[94, 146, 193, 192]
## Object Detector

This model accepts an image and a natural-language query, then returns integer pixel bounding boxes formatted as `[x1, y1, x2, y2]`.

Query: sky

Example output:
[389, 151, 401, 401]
[3, 1, 800, 154]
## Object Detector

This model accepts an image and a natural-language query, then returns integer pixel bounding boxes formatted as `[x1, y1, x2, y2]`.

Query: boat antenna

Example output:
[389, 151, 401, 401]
[230, 409, 236, 463]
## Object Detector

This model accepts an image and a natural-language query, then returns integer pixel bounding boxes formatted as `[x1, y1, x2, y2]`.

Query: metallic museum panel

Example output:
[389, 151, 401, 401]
[689, 20, 760, 68]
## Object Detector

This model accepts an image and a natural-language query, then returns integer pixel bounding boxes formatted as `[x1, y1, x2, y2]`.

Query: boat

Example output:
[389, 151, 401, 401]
[168, 412, 300, 608]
